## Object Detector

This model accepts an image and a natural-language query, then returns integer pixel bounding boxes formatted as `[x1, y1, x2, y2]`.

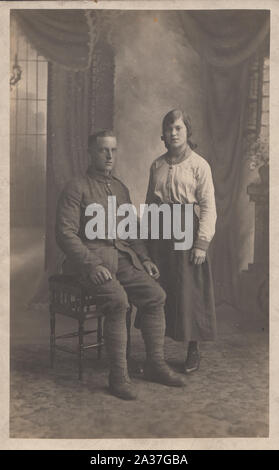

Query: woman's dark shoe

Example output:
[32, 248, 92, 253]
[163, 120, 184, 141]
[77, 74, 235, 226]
[108, 374, 138, 400]
[143, 360, 186, 387]
[184, 349, 201, 374]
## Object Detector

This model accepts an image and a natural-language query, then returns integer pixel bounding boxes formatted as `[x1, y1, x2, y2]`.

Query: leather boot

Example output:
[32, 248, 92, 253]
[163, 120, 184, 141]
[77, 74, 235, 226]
[108, 372, 138, 400]
[185, 342, 201, 374]
[184, 350, 201, 374]
[143, 360, 186, 387]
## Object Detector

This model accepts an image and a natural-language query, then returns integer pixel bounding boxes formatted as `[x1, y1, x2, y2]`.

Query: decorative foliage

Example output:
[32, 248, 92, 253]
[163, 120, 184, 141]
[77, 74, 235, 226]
[246, 136, 269, 170]
[10, 54, 22, 89]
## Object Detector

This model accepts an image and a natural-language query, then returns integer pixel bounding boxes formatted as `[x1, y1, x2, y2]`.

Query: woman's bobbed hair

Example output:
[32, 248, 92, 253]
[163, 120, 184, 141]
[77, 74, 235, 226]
[162, 109, 197, 150]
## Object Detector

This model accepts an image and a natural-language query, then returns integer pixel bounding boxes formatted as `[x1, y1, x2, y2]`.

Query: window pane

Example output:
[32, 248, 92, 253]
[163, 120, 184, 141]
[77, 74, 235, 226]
[38, 62, 48, 99]
[37, 100, 47, 134]
[27, 61, 37, 100]
[26, 100, 37, 134]
[249, 76, 258, 99]
[263, 68, 269, 82]
[27, 41, 37, 61]
[17, 32, 27, 61]
[261, 112, 269, 126]
[247, 101, 257, 131]
[262, 97, 269, 114]
[25, 134, 46, 224]
[10, 99, 17, 134]
[16, 98, 27, 134]
[14, 136, 27, 206]
[261, 126, 269, 138]
[25, 136, 37, 212]
[262, 82, 269, 96]
[25, 135, 37, 170]
[264, 57, 270, 68]
[10, 17, 17, 59]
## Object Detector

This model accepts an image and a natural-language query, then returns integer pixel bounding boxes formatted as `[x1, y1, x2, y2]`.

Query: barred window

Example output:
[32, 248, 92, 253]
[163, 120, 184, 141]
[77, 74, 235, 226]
[10, 17, 48, 226]
[246, 44, 269, 140]
[261, 56, 269, 139]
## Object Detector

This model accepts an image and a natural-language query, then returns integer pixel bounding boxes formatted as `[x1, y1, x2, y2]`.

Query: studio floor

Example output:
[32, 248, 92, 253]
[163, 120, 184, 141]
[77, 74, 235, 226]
[10, 228, 269, 439]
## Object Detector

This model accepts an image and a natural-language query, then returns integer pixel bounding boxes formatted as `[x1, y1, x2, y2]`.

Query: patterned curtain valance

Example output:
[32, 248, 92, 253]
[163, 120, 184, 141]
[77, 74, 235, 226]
[13, 10, 100, 71]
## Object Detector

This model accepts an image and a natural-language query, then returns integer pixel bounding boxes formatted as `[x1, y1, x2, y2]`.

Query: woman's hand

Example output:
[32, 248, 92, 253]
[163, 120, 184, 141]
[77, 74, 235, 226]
[190, 248, 206, 265]
[142, 260, 160, 280]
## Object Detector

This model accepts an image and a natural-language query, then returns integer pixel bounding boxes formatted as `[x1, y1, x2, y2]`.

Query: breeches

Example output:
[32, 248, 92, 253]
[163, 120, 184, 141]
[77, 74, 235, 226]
[80, 250, 167, 373]
[83, 250, 166, 316]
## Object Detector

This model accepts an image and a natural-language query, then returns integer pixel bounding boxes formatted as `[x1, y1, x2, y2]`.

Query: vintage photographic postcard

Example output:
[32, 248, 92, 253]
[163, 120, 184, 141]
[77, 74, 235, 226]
[0, 0, 278, 450]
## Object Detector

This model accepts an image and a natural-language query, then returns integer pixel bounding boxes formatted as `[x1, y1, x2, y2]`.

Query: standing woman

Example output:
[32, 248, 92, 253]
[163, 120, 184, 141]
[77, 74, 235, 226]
[145, 109, 217, 373]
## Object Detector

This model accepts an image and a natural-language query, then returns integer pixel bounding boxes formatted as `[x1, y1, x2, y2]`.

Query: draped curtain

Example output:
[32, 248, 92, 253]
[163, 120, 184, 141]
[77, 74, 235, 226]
[13, 10, 99, 70]
[45, 43, 115, 279]
[45, 64, 92, 278]
[179, 11, 270, 307]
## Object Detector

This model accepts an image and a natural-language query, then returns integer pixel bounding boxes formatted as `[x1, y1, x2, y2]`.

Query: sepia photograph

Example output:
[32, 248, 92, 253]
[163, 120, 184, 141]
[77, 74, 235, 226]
[8, 3, 270, 441]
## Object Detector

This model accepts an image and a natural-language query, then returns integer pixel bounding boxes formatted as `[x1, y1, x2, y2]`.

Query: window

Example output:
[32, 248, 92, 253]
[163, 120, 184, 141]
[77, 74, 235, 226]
[246, 45, 269, 140]
[261, 57, 269, 138]
[10, 17, 48, 226]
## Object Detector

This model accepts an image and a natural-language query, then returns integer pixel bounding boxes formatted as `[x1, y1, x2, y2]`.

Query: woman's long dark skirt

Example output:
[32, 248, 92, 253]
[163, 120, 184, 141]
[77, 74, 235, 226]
[149, 236, 217, 342]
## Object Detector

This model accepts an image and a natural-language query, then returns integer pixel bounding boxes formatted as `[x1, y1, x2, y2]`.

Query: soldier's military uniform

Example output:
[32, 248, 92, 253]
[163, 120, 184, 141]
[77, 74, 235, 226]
[56, 166, 185, 399]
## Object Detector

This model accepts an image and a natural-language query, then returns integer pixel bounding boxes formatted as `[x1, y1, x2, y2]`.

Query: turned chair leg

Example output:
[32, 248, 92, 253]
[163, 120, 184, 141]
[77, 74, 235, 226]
[50, 307, 56, 368]
[78, 319, 84, 381]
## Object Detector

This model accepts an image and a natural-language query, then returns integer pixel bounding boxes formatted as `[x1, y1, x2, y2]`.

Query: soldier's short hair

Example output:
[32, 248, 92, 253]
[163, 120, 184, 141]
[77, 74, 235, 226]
[88, 130, 116, 149]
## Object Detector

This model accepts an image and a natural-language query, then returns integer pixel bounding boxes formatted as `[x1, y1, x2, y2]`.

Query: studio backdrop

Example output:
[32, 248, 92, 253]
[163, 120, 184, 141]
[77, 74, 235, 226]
[13, 9, 270, 308]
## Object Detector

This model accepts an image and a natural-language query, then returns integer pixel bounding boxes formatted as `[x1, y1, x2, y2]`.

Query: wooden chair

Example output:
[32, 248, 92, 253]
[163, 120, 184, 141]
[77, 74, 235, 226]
[49, 274, 132, 380]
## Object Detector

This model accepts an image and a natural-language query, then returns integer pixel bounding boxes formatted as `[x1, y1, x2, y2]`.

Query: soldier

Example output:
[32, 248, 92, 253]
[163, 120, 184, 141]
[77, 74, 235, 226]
[56, 130, 186, 400]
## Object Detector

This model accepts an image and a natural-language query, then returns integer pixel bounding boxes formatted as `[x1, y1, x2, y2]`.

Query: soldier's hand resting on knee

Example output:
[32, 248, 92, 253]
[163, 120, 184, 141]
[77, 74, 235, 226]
[142, 260, 160, 280]
[90, 265, 113, 285]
